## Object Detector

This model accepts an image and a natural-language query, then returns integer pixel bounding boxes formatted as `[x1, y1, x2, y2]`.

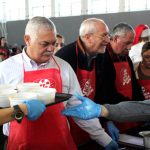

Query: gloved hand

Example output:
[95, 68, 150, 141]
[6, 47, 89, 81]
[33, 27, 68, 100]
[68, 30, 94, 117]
[24, 100, 46, 120]
[106, 121, 120, 141]
[62, 94, 101, 120]
[105, 140, 119, 150]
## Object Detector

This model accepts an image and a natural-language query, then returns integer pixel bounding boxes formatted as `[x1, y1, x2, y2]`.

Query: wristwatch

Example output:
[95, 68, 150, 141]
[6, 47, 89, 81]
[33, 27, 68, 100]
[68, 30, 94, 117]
[12, 105, 24, 123]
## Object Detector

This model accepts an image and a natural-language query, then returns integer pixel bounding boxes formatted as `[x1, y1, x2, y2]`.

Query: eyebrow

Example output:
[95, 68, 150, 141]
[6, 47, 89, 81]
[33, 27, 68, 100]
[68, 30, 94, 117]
[40, 40, 56, 44]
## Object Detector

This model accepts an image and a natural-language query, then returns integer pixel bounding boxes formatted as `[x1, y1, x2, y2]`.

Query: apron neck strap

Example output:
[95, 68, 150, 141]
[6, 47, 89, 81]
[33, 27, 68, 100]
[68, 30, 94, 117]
[22, 54, 61, 72]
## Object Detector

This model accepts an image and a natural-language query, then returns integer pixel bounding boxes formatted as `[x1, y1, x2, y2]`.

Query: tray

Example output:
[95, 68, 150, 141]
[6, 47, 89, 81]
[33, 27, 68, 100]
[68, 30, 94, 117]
[0, 93, 73, 109]
[46, 92, 72, 107]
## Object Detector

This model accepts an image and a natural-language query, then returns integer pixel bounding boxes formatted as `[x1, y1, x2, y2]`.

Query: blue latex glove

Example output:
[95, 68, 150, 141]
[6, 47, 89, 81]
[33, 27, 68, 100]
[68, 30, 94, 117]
[106, 121, 120, 141]
[105, 140, 119, 150]
[24, 100, 46, 120]
[62, 94, 101, 120]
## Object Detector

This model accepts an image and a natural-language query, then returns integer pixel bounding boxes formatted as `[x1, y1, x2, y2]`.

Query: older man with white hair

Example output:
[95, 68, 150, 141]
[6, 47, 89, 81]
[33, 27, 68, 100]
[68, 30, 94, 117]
[56, 18, 119, 149]
[1, 17, 117, 150]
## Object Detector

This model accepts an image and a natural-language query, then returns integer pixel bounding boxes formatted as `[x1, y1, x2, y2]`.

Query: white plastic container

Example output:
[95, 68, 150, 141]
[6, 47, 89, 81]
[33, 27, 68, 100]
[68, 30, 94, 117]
[30, 87, 56, 104]
[0, 89, 17, 107]
[139, 131, 150, 148]
[9, 92, 38, 107]
[0, 84, 16, 90]
[16, 83, 40, 92]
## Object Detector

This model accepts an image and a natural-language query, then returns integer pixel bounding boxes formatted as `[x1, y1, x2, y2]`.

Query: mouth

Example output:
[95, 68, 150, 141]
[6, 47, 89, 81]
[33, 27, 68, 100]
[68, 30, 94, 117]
[145, 62, 150, 66]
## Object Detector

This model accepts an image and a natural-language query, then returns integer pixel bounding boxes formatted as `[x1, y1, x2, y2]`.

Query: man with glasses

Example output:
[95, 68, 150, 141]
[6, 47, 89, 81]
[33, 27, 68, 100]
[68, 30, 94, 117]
[56, 18, 118, 150]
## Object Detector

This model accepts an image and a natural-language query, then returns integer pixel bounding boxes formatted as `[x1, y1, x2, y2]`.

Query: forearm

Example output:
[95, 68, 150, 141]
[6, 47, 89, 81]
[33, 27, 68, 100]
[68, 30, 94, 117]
[67, 96, 112, 147]
[0, 107, 14, 125]
[73, 118, 112, 147]
[103, 100, 150, 122]
[0, 104, 28, 125]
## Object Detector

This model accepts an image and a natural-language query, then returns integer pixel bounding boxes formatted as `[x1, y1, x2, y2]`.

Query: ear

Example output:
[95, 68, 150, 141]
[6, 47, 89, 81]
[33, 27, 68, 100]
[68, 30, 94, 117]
[84, 34, 93, 44]
[24, 35, 30, 46]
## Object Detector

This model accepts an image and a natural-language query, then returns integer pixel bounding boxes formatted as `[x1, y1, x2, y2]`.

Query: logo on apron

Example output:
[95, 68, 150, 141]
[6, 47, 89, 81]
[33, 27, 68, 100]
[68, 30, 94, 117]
[34, 78, 56, 88]
[121, 68, 131, 86]
[80, 79, 94, 97]
[141, 86, 150, 99]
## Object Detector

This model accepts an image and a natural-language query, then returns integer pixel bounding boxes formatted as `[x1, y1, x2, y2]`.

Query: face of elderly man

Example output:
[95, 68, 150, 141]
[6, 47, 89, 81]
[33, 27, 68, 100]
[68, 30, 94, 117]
[82, 20, 110, 55]
[111, 31, 135, 55]
[25, 28, 56, 64]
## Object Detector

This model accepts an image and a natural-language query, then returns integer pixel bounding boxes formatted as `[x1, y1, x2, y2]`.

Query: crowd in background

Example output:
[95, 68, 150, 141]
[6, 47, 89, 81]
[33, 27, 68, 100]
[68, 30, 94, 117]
[0, 37, 24, 62]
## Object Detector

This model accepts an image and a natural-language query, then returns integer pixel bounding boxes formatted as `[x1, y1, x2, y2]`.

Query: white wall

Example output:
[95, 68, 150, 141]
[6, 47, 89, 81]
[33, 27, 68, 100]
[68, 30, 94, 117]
[6, 10, 150, 45]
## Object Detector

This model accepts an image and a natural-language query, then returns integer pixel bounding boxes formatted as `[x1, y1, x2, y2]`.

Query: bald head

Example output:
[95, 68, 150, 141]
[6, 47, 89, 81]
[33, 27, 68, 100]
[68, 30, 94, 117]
[79, 18, 108, 37]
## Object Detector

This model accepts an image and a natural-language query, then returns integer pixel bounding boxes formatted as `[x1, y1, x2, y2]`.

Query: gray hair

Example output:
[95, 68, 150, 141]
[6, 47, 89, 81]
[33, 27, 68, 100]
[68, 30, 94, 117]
[79, 18, 105, 37]
[111, 22, 135, 37]
[25, 16, 57, 40]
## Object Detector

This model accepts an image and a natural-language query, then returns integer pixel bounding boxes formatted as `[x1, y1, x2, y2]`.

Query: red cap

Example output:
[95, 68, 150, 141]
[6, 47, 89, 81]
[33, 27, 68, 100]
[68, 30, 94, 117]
[132, 24, 149, 45]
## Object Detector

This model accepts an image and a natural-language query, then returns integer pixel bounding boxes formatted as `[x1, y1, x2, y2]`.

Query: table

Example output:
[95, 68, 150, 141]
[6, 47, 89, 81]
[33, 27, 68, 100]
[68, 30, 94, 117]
[118, 134, 145, 150]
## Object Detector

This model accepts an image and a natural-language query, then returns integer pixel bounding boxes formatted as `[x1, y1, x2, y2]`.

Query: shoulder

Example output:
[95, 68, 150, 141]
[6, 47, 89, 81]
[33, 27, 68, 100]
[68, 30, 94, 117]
[130, 42, 144, 52]
[0, 54, 22, 83]
[127, 56, 134, 66]
[55, 41, 77, 70]
[101, 49, 113, 64]
[0, 54, 22, 69]
[53, 55, 76, 79]
[53, 55, 73, 69]
[56, 41, 76, 57]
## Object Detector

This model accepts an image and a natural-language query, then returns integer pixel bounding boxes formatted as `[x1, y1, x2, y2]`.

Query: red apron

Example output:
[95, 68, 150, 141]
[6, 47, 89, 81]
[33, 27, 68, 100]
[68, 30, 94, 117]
[114, 61, 139, 133]
[68, 45, 96, 145]
[7, 56, 77, 150]
[114, 62, 132, 99]
[138, 80, 150, 100]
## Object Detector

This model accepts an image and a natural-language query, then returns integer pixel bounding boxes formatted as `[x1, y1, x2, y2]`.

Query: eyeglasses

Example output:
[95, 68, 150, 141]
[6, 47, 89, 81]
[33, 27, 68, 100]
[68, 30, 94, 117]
[93, 33, 110, 40]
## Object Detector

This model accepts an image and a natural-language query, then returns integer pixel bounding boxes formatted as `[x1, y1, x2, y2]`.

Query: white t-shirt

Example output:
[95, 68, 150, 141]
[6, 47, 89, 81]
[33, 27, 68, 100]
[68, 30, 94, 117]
[129, 42, 145, 64]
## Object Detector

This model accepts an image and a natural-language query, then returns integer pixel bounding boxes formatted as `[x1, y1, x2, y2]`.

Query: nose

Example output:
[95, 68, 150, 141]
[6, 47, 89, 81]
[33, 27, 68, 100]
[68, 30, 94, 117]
[57, 46, 61, 50]
[105, 36, 110, 43]
[47, 44, 55, 51]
